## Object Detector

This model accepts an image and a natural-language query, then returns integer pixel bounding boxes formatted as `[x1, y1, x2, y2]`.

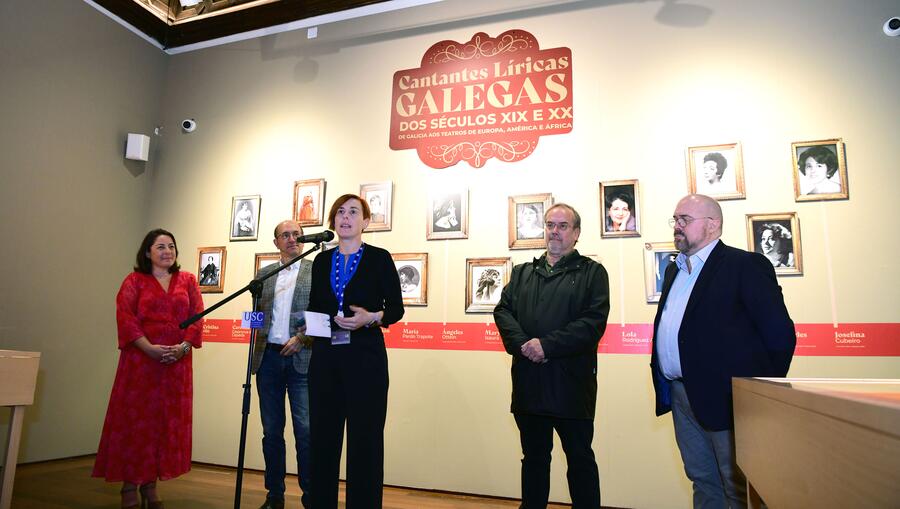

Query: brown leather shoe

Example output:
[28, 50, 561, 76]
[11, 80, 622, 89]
[139, 482, 164, 509]
[120, 485, 140, 509]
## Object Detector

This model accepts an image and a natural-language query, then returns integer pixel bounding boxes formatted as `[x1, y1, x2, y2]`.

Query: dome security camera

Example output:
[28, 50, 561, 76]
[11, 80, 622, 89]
[181, 119, 197, 132]
[884, 17, 900, 36]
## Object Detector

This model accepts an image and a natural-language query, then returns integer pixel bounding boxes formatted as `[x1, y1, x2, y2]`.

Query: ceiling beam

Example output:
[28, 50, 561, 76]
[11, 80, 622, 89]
[89, 0, 391, 49]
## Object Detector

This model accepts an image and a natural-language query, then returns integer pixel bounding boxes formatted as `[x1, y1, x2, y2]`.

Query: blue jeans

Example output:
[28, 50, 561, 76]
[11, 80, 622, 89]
[257, 347, 311, 505]
[670, 380, 746, 509]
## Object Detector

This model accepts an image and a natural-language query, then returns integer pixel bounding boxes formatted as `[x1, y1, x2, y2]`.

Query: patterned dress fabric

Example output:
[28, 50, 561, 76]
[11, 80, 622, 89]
[92, 271, 203, 483]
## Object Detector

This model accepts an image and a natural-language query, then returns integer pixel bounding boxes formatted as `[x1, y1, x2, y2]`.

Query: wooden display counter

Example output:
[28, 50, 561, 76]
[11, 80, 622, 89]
[0, 350, 40, 509]
[733, 377, 900, 509]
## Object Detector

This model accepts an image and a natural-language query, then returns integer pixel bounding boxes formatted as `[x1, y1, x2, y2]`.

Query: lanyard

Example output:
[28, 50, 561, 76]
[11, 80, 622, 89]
[330, 244, 364, 315]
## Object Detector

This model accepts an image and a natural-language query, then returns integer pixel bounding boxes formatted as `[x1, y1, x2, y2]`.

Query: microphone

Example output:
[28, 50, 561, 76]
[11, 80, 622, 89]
[297, 230, 335, 244]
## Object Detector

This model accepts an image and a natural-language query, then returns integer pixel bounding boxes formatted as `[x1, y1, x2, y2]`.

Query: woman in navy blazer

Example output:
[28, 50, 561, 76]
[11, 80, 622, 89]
[306, 194, 404, 509]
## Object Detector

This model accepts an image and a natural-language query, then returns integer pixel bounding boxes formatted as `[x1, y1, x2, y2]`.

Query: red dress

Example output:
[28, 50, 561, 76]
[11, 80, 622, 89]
[92, 271, 204, 483]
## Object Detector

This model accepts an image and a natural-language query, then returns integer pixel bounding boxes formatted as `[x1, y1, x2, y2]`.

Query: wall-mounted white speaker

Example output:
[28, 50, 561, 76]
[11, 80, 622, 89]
[125, 133, 150, 161]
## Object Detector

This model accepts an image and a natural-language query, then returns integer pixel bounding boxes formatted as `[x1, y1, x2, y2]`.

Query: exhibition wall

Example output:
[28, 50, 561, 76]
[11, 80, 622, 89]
[2, 1, 899, 508]
[0, 0, 167, 464]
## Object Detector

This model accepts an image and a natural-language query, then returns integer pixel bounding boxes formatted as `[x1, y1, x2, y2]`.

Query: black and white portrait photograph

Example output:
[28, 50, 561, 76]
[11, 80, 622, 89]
[508, 193, 553, 249]
[465, 257, 511, 313]
[230, 195, 261, 241]
[427, 187, 468, 240]
[197, 246, 226, 293]
[746, 213, 803, 276]
[361, 181, 393, 232]
[392, 253, 427, 306]
[791, 138, 848, 201]
[600, 180, 641, 238]
[643, 242, 677, 303]
[686, 142, 745, 200]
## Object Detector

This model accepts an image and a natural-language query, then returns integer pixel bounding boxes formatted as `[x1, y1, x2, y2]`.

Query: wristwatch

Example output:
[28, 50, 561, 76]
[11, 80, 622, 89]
[180, 342, 191, 356]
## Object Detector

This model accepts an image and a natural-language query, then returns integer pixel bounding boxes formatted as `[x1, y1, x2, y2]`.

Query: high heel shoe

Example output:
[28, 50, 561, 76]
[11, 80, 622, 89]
[120, 485, 140, 509]
[139, 482, 164, 509]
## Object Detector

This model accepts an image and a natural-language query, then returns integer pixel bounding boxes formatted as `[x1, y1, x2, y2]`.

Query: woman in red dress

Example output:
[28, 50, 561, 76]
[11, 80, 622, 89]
[93, 229, 204, 509]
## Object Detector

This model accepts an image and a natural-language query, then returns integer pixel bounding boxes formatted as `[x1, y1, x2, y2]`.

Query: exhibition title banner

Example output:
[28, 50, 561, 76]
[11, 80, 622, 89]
[389, 30, 573, 168]
[201, 320, 900, 357]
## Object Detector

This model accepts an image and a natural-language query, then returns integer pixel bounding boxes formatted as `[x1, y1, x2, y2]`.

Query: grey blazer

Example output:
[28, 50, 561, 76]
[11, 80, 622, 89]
[250, 259, 313, 374]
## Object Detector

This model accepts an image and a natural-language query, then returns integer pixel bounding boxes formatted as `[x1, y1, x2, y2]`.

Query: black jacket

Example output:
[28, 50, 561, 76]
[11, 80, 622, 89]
[494, 250, 610, 419]
[650, 241, 795, 431]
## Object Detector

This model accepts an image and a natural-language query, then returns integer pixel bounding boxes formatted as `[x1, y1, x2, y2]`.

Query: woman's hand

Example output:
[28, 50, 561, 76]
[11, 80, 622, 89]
[142, 342, 174, 362]
[135, 336, 189, 364]
[334, 305, 382, 331]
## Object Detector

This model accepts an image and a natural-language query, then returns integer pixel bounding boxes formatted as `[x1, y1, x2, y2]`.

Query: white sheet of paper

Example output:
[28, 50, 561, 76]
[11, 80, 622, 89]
[304, 311, 332, 338]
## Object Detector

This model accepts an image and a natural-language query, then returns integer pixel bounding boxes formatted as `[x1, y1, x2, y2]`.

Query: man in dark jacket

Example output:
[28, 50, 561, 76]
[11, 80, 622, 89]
[494, 203, 610, 509]
[651, 194, 795, 508]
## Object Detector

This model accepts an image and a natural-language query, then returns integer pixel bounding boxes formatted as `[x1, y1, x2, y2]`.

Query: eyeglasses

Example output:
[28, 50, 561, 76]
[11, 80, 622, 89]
[668, 216, 713, 228]
[545, 222, 571, 232]
[278, 231, 303, 240]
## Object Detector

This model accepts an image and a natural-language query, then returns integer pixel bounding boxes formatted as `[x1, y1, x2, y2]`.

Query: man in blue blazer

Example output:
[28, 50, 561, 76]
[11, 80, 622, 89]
[650, 195, 795, 509]
[252, 220, 314, 509]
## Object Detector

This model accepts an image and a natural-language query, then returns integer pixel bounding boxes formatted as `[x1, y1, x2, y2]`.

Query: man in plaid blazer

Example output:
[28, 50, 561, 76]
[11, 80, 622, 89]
[252, 220, 314, 509]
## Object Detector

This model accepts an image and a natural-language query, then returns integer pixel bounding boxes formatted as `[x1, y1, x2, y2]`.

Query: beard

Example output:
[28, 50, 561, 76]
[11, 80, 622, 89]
[673, 232, 694, 254]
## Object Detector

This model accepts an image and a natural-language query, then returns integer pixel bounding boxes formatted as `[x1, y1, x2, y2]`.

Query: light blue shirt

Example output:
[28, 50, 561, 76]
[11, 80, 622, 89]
[657, 239, 719, 380]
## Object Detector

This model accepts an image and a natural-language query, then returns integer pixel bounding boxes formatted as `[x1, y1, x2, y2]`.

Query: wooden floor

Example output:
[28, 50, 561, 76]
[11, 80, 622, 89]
[9, 456, 575, 508]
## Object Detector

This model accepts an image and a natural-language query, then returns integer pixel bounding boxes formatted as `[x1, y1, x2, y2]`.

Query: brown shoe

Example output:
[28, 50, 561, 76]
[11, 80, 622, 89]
[120, 484, 140, 509]
[139, 482, 164, 509]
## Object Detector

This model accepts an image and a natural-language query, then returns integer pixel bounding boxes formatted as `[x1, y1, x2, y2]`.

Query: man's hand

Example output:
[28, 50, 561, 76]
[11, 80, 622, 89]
[521, 338, 546, 363]
[280, 336, 302, 356]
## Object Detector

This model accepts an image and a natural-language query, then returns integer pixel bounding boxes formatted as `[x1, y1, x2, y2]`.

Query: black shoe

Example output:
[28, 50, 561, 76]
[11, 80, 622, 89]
[258, 500, 285, 509]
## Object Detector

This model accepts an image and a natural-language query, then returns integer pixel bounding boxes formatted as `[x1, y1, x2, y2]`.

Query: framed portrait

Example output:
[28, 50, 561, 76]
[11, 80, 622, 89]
[643, 242, 678, 303]
[254, 252, 280, 274]
[230, 195, 261, 241]
[426, 187, 468, 240]
[686, 142, 745, 200]
[791, 138, 848, 202]
[465, 257, 512, 313]
[293, 179, 326, 227]
[599, 180, 641, 238]
[746, 212, 803, 276]
[197, 246, 226, 293]
[392, 253, 427, 306]
[360, 181, 393, 232]
[508, 193, 552, 249]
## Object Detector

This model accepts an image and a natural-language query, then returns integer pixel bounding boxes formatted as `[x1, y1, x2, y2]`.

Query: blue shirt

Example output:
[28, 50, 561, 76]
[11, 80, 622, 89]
[657, 239, 719, 380]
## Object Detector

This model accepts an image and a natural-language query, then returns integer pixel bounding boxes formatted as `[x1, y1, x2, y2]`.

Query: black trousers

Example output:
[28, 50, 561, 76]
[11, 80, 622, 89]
[309, 335, 388, 509]
[514, 413, 601, 509]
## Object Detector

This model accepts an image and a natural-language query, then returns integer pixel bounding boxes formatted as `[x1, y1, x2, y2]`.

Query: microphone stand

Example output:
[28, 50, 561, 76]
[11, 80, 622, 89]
[180, 242, 323, 509]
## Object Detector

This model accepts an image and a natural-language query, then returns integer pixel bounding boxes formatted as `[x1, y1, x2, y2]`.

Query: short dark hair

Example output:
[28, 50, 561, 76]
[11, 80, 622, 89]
[134, 228, 180, 274]
[703, 152, 728, 177]
[328, 194, 371, 230]
[544, 203, 581, 230]
[756, 222, 793, 254]
[398, 266, 417, 281]
[605, 191, 634, 211]
[798, 145, 839, 178]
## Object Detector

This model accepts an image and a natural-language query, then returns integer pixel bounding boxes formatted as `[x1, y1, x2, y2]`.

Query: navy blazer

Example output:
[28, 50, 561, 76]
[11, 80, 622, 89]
[650, 241, 796, 431]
